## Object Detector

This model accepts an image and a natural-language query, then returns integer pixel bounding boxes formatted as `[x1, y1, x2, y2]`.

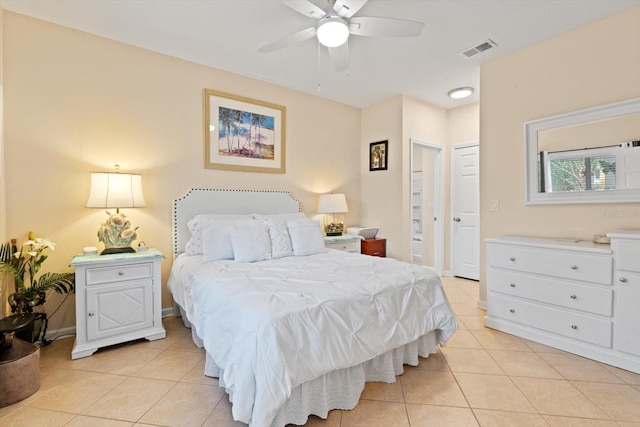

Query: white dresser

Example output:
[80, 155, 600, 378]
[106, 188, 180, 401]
[486, 232, 640, 374]
[70, 249, 166, 359]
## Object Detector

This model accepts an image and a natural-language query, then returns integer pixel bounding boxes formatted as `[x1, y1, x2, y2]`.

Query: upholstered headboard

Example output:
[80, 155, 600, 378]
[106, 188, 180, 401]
[172, 188, 301, 256]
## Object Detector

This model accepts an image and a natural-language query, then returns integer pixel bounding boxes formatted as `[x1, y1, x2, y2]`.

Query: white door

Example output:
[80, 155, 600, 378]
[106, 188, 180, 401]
[451, 144, 479, 280]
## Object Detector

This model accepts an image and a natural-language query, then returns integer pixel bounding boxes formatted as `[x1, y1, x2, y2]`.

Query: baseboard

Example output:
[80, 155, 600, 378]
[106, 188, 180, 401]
[476, 299, 487, 310]
[442, 270, 452, 277]
[162, 306, 178, 318]
[45, 325, 76, 342]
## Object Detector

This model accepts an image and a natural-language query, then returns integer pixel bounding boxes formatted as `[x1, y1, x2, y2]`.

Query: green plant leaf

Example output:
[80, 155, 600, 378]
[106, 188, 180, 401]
[31, 272, 75, 294]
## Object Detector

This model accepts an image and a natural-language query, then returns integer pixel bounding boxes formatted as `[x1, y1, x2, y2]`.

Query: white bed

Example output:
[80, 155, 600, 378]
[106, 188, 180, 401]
[167, 189, 458, 427]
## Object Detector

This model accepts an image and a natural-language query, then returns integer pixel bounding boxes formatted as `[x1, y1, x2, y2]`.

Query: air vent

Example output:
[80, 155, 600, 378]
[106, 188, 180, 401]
[460, 39, 498, 58]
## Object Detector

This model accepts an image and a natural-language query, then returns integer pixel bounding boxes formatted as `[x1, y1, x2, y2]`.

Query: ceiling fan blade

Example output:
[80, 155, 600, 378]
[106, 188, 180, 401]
[328, 43, 349, 72]
[332, 0, 368, 18]
[280, 0, 326, 19]
[349, 17, 425, 37]
[258, 27, 317, 53]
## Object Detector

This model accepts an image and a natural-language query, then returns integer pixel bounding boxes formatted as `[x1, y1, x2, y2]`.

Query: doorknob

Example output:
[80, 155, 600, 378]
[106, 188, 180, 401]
[453, 217, 461, 222]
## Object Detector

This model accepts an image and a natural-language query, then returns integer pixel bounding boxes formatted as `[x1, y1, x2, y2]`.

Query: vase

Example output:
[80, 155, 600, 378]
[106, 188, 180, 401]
[8, 291, 46, 314]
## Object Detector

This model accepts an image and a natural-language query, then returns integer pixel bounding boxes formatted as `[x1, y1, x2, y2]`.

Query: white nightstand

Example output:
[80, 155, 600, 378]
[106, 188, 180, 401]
[70, 249, 166, 359]
[324, 234, 363, 254]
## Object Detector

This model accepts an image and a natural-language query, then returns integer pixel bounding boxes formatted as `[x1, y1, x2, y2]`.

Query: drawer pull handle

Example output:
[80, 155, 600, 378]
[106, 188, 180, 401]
[509, 257, 516, 262]
[88, 312, 95, 317]
[619, 277, 628, 283]
[570, 294, 577, 299]
[118, 271, 125, 276]
[571, 324, 578, 330]
[509, 309, 515, 313]
[510, 283, 516, 288]
[570, 265, 578, 270]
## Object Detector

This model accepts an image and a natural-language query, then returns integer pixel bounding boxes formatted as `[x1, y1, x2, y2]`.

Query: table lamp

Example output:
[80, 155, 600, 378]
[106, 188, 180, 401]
[318, 193, 348, 236]
[86, 165, 145, 254]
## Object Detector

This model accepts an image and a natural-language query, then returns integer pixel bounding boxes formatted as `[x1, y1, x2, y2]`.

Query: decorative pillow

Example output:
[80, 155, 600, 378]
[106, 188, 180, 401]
[229, 221, 272, 263]
[185, 214, 253, 255]
[255, 213, 304, 259]
[287, 218, 325, 257]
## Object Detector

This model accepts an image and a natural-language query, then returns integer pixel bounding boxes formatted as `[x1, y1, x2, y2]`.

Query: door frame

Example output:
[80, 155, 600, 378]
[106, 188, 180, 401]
[410, 138, 444, 275]
[449, 142, 480, 279]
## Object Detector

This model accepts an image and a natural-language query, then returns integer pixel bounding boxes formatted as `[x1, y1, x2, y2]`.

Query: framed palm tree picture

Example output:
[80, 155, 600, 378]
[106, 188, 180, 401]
[204, 89, 286, 173]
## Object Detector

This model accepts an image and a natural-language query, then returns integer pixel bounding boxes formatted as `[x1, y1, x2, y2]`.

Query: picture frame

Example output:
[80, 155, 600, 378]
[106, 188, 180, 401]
[369, 140, 388, 171]
[204, 88, 286, 173]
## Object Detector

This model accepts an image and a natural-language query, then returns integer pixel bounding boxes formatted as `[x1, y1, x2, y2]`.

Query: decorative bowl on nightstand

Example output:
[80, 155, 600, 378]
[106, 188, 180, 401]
[347, 227, 378, 239]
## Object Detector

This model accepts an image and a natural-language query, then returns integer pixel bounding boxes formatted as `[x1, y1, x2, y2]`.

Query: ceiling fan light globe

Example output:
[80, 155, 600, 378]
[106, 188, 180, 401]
[317, 17, 349, 47]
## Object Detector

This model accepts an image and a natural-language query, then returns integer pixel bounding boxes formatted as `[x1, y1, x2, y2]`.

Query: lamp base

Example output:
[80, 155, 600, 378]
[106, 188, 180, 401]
[101, 247, 136, 255]
[325, 222, 344, 236]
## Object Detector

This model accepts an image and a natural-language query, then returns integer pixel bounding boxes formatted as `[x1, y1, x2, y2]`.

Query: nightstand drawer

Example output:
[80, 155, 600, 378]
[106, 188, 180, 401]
[326, 240, 360, 253]
[86, 263, 153, 286]
[361, 239, 386, 257]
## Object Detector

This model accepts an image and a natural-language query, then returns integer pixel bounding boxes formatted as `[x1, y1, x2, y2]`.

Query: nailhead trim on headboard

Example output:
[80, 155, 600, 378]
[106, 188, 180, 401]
[172, 188, 302, 256]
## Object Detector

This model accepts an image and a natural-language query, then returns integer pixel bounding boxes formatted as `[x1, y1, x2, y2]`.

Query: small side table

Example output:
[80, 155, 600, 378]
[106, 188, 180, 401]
[0, 314, 35, 346]
[361, 238, 386, 257]
[0, 314, 40, 407]
[70, 249, 166, 359]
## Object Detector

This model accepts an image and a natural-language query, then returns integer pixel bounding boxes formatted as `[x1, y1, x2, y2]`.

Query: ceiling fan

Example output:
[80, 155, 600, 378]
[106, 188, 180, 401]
[259, 0, 425, 71]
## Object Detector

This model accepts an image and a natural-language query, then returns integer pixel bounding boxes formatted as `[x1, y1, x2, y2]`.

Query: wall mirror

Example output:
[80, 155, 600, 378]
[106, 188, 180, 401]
[525, 98, 640, 204]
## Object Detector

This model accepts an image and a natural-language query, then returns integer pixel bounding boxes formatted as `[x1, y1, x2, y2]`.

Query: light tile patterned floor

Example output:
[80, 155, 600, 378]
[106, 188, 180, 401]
[2, 276, 640, 426]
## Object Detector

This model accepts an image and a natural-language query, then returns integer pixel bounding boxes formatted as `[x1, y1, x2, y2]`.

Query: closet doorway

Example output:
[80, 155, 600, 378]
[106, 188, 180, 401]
[410, 139, 444, 275]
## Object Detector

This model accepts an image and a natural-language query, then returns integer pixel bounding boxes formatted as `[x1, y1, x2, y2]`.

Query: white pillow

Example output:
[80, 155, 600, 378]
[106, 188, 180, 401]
[229, 221, 272, 263]
[185, 214, 253, 255]
[287, 218, 326, 257]
[255, 213, 304, 259]
[202, 224, 234, 261]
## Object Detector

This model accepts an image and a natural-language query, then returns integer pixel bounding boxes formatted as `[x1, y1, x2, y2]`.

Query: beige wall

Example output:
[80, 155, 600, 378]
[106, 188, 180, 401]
[480, 6, 640, 304]
[3, 12, 361, 331]
[0, 8, 7, 317]
[360, 93, 479, 269]
[360, 95, 403, 257]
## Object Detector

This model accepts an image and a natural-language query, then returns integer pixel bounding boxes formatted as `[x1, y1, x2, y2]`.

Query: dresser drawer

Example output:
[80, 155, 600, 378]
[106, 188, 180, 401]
[325, 240, 360, 253]
[488, 293, 612, 348]
[488, 268, 613, 316]
[488, 244, 612, 285]
[86, 263, 154, 286]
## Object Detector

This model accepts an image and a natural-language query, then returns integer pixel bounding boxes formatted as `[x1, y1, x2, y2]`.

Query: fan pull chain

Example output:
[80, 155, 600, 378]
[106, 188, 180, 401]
[317, 39, 321, 92]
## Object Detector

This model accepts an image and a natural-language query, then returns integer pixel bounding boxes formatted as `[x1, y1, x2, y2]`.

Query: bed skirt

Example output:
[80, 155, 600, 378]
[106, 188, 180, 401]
[177, 305, 439, 427]
[217, 331, 437, 426]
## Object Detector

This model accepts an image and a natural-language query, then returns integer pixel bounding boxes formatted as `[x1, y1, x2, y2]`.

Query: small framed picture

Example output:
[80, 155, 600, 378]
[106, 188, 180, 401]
[369, 140, 388, 171]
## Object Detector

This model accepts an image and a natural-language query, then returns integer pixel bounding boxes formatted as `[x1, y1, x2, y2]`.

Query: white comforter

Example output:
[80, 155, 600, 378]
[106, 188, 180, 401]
[170, 250, 458, 427]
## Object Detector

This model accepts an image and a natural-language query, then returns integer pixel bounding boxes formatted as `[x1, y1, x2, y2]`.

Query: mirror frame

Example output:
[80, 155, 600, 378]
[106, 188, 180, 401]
[525, 97, 640, 205]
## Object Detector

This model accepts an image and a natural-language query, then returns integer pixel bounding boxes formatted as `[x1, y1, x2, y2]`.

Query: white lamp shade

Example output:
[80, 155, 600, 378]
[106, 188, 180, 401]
[318, 193, 348, 214]
[86, 172, 146, 209]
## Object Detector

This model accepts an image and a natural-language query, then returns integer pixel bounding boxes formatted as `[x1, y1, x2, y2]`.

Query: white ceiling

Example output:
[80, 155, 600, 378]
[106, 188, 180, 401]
[3, 0, 639, 109]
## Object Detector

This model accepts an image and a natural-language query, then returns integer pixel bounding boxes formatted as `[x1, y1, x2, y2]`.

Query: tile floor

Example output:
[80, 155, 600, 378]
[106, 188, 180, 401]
[1, 276, 640, 426]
